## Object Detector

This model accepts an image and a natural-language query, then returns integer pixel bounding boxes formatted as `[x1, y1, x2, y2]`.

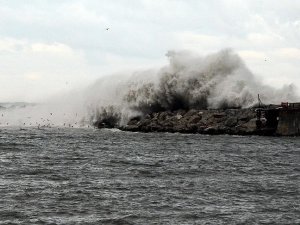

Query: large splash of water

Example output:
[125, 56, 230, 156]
[0, 49, 297, 127]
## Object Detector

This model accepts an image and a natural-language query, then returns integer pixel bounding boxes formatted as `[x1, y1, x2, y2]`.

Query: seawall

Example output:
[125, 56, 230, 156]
[94, 104, 300, 136]
[120, 108, 259, 135]
[276, 109, 300, 136]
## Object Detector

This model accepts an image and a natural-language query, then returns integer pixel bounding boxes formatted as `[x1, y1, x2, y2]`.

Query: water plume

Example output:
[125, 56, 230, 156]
[0, 49, 298, 128]
[122, 49, 297, 114]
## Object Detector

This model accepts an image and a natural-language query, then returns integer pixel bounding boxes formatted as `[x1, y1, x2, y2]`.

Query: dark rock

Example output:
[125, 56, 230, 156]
[118, 108, 258, 135]
[123, 124, 140, 132]
[127, 119, 139, 126]
[225, 117, 238, 127]
[188, 115, 202, 124]
[158, 111, 173, 120]
[184, 109, 199, 117]
[235, 118, 257, 134]
[213, 113, 226, 118]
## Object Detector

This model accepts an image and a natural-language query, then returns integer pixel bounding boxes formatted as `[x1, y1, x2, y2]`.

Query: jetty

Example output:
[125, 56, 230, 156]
[256, 102, 300, 136]
[94, 102, 300, 136]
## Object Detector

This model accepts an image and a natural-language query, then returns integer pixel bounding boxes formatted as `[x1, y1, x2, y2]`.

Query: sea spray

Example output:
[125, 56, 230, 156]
[0, 49, 298, 128]
[124, 49, 296, 112]
[91, 49, 297, 127]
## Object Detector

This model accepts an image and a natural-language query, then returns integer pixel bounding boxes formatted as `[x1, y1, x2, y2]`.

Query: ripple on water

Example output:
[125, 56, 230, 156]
[0, 128, 299, 224]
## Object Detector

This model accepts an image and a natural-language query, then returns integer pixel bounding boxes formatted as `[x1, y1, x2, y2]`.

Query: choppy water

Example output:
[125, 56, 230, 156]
[0, 127, 299, 225]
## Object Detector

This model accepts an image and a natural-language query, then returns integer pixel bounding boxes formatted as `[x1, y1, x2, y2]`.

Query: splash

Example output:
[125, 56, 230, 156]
[124, 49, 297, 112]
[0, 49, 298, 128]
[92, 49, 297, 127]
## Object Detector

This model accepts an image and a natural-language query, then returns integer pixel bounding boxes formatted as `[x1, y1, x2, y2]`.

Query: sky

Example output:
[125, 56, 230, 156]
[0, 0, 299, 102]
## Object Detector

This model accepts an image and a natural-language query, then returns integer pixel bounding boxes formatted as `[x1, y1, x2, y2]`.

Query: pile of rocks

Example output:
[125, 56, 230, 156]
[121, 108, 258, 135]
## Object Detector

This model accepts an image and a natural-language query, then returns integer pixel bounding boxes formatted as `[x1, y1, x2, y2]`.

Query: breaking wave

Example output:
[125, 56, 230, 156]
[0, 49, 298, 127]
[87, 49, 297, 126]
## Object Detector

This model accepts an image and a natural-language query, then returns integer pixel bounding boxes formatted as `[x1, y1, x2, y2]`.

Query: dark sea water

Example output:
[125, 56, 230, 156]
[0, 127, 299, 225]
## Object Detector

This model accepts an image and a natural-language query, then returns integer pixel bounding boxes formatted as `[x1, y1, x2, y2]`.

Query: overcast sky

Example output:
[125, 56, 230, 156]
[0, 0, 299, 102]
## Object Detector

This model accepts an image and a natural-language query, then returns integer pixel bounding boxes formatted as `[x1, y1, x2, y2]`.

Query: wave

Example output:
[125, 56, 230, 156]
[88, 49, 297, 127]
[1, 49, 298, 128]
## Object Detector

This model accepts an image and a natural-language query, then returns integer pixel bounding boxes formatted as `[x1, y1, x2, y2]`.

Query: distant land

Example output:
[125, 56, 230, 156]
[0, 102, 36, 110]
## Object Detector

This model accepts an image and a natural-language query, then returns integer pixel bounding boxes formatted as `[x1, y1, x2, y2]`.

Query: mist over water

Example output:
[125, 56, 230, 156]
[0, 49, 298, 127]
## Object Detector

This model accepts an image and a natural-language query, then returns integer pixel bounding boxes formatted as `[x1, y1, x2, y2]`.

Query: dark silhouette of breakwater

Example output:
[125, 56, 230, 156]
[94, 103, 300, 136]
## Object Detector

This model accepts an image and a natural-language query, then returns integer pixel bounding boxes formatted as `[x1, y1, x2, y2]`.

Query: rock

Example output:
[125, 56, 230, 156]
[235, 118, 257, 134]
[213, 113, 226, 118]
[127, 118, 140, 126]
[124, 124, 140, 132]
[225, 117, 238, 127]
[117, 108, 259, 135]
[188, 114, 202, 124]
[158, 111, 172, 120]
[184, 109, 199, 117]
[176, 114, 182, 120]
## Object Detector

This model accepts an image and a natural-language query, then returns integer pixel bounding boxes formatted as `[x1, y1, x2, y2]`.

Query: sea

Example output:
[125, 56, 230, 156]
[0, 127, 299, 225]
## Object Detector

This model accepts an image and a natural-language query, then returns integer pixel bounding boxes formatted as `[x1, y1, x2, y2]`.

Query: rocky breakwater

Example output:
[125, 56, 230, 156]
[121, 108, 257, 135]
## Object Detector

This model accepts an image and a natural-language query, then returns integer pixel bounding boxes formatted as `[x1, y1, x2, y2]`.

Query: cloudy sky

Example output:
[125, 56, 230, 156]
[0, 0, 299, 102]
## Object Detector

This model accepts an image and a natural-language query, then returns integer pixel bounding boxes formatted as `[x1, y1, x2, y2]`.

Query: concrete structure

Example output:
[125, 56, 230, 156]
[277, 109, 300, 136]
[257, 103, 300, 136]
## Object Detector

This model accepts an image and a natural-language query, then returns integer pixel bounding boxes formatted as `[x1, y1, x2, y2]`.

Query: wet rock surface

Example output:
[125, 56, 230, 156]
[121, 109, 257, 135]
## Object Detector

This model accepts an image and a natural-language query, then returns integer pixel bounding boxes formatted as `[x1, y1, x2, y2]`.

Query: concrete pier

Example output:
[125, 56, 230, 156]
[256, 102, 300, 136]
[277, 109, 300, 136]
